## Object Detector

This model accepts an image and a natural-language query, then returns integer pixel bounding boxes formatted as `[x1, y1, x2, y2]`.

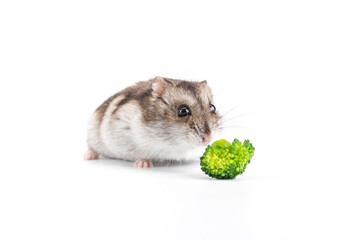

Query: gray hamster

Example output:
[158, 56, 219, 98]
[84, 76, 221, 167]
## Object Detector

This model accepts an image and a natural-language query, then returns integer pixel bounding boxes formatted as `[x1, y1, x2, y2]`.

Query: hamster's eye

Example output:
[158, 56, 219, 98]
[178, 105, 191, 117]
[210, 104, 216, 114]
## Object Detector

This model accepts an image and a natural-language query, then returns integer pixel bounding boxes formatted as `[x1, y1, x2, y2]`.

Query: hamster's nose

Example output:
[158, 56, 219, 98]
[202, 134, 212, 144]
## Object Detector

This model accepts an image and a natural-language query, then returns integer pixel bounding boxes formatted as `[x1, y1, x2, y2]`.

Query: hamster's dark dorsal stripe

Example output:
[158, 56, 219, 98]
[111, 97, 130, 115]
[95, 81, 152, 124]
[175, 81, 199, 97]
[95, 92, 123, 124]
[111, 83, 153, 117]
[175, 81, 206, 108]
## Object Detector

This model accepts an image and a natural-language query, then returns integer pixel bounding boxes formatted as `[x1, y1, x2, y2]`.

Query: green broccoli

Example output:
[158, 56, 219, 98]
[200, 139, 255, 179]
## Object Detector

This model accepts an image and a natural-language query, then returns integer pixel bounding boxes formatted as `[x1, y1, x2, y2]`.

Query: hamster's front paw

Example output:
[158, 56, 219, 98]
[84, 148, 99, 160]
[134, 160, 153, 168]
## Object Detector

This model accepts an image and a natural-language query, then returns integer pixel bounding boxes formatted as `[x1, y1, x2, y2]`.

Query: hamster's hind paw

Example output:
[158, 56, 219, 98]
[134, 160, 153, 168]
[84, 148, 99, 160]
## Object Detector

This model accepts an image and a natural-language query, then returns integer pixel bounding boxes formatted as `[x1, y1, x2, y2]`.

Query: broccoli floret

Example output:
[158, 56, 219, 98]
[200, 139, 255, 179]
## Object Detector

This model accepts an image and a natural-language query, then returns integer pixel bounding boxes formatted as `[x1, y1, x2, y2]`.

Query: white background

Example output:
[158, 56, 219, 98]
[1, 1, 359, 239]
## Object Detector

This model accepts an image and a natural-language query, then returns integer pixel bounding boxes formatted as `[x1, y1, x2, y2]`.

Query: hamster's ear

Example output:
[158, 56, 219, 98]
[199, 80, 208, 88]
[152, 76, 171, 97]
[200, 80, 208, 87]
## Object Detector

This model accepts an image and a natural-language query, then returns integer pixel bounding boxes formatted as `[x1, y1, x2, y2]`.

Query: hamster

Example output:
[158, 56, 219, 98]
[84, 76, 221, 167]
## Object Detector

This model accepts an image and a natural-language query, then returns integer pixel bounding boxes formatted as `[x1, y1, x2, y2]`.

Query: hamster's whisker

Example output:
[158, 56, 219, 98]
[219, 122, 248, 127]
[219, 121, 252, 127]
[219, 112, 255, 124]
[218, 105, 244, 119]
[166, 133, 193, 143]
[218, 125, 252, 130]
[194, 125, 201, 136]
[191, 133, 201, 142]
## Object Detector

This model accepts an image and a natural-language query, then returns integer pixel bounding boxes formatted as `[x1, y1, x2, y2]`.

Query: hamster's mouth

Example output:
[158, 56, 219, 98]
[201, 134, 212, 145]
[191, 133, 212, 146]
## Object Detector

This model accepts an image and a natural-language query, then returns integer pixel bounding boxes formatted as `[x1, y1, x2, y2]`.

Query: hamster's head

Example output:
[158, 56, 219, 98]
[149, 76, 221, 147]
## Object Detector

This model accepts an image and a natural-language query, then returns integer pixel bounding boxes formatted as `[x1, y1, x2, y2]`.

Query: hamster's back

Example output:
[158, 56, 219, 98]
[87, 81, 152, 159]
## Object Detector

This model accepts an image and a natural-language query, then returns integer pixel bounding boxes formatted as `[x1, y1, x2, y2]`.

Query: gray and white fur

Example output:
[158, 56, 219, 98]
[84, 76, 221, 167]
